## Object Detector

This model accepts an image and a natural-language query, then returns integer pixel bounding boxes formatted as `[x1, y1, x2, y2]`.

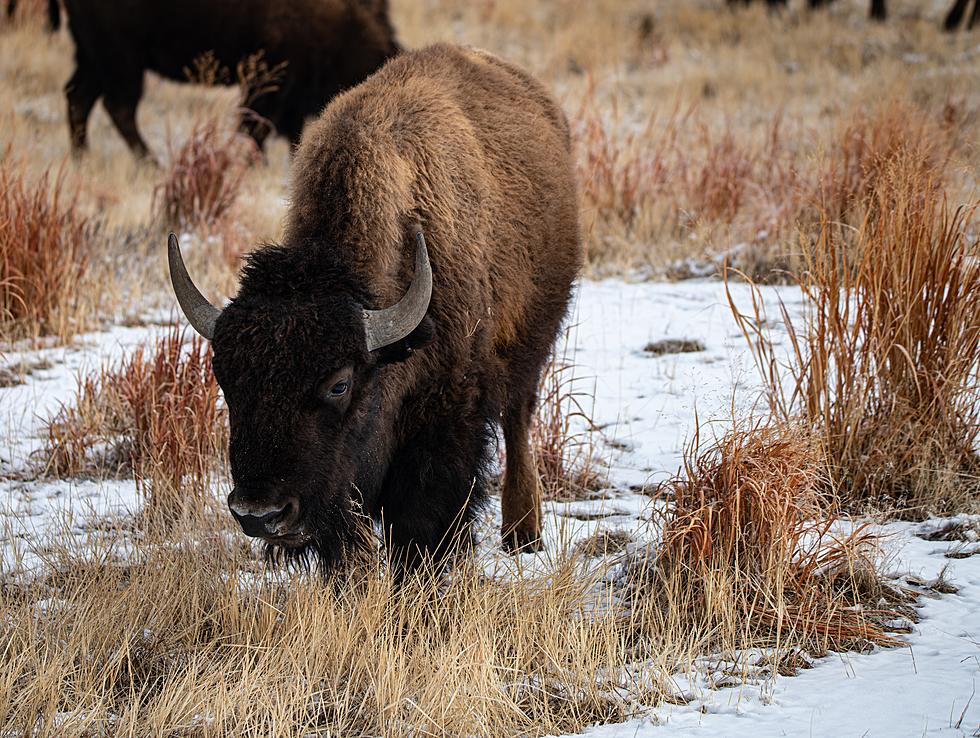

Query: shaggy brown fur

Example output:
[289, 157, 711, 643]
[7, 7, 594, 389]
[62, 0, 399, 159]
[205, 44, 580, 570]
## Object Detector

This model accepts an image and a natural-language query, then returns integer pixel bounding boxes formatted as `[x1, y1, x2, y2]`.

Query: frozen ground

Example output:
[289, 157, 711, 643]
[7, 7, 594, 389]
[1, 279, 978, 737]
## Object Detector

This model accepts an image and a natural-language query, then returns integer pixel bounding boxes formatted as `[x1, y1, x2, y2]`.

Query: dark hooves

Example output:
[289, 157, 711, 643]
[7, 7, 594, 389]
[502, 529, 545, 555]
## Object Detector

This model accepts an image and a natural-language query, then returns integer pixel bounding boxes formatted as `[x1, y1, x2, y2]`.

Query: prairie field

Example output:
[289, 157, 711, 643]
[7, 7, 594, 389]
[1, 0, 980, 736]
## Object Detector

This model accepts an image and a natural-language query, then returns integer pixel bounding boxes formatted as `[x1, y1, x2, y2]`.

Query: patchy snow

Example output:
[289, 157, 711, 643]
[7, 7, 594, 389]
[560, 518, 980, 738]
[1, 279, 979, 737]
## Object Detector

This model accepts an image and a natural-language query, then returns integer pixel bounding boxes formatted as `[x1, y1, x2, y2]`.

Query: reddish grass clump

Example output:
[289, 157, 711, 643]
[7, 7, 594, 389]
[732, 154, 980, 516]
[649, 423, 909, 654]
[45, 325, 225, 518]
[0, 159, 93, 343]
[153, 118, 258, 233]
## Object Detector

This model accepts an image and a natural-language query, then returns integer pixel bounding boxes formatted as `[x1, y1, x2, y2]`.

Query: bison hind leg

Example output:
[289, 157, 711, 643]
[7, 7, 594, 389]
[501, 370, 545, 554]
[65, 62, 101, 155]
[101, 73, 153, 161]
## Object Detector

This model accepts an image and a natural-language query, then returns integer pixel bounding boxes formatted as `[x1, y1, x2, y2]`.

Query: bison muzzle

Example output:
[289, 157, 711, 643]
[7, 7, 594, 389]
[168, 44, 581, 573]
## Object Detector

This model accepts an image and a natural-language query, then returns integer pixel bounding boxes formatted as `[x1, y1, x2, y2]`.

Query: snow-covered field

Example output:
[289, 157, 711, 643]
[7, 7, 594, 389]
[2, 279, 979, 737]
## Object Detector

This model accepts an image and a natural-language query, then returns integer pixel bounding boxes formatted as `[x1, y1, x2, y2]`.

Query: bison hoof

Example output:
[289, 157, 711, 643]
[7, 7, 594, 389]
[502, 529, 544, 554]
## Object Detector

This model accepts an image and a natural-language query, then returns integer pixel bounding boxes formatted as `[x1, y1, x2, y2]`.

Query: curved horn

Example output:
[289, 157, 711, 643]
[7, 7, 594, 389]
[167, 233, 221, 340]
[363, 229, 432, 352]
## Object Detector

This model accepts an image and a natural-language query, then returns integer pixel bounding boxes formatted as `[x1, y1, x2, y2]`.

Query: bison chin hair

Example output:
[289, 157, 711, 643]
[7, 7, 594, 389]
[262, 494, 375, 577]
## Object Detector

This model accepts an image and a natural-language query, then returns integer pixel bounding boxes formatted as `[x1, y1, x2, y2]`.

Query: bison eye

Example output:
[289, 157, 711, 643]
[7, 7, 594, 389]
[316, 367, 354, 406]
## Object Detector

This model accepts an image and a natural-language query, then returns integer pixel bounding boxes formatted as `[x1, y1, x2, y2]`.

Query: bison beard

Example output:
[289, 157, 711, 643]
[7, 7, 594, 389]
[168, 44, 581, 575]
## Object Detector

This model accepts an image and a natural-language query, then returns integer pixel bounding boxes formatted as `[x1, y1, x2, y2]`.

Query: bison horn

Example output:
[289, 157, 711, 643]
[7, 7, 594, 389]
[363, 229, 432, 352]
[167, 232, 222, 340]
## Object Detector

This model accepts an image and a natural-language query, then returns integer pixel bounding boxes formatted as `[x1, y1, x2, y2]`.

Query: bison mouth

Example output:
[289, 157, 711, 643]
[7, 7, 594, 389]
[258, 498, 368, 575]
[261, 531, 312, 548]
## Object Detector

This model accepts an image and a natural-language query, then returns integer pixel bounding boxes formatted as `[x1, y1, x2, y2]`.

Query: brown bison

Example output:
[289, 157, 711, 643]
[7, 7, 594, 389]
[168, 44, 581, 572]
[63, 0, 399, 159]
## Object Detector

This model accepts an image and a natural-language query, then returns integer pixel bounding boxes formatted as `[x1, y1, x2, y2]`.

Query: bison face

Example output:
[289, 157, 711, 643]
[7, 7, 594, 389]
[166, 231, 432, 568]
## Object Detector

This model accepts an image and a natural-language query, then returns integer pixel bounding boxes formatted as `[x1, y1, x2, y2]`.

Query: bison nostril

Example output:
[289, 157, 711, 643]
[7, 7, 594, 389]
[227, 493, 295, 538]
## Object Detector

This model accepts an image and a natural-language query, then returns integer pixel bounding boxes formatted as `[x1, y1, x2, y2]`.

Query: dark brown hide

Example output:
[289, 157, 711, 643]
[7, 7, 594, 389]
[199, 44, 580, 571]
[62, 0, 399, 158]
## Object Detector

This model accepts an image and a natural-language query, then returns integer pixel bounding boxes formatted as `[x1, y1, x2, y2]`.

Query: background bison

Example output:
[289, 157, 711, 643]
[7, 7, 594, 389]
[62, 0, 400, 159]
[729, 0, 977, 26]
[169, 43, 581, 571]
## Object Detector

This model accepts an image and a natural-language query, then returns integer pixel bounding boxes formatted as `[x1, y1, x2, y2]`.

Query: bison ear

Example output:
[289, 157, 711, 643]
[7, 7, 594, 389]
[373, 315, 435, 365]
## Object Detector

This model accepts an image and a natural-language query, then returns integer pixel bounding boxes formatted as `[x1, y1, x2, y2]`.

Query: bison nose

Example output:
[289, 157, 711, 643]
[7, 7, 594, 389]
[227, 491, 295, 538]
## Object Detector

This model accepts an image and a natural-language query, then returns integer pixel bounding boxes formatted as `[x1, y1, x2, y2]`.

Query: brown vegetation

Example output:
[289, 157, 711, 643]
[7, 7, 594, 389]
[530, 330, 606, 501]
[0, 158, 97, 343]
[153, 118, 258, 233]
[730, 155, 980, 516]
[645, 423, 910, 655]
[44, 325, 226, 519]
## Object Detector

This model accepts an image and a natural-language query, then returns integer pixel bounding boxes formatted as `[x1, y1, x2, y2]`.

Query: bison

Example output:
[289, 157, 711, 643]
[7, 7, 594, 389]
[731, 0, 977, 27]
[168, 44, 581, 572]
[728, 0, 886, 20]
[62, 0, 400, 159]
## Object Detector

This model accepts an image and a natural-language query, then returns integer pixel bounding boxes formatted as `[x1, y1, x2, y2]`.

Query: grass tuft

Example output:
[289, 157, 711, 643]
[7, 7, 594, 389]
[153, 118, 258, 234]
[43, 325, 226, 520]
[0, 158, 95, 344]
[639, 422, 911, 656]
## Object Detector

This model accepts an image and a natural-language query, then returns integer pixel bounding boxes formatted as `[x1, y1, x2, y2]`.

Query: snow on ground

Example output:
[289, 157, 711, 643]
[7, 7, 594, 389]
[1, 279, 979, 736]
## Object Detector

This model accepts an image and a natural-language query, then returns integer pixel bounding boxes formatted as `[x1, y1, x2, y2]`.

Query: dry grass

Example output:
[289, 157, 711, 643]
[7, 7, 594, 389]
[730, 154, 980, 516]
[530, 329, 607, 501]
[0, 418, 915, 736]
[43, 325, 225, 520]
[575, 90, 975, 280]
[153, 118, 258, 234]
[2, 0, 50, 28]
[641, 422, 909, 656]
[0, 157, 98, 344]
[0, 535, 659, 737]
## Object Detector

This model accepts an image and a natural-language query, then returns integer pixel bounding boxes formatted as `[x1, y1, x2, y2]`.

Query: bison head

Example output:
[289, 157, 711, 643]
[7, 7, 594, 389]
[167, 230, 433, 568]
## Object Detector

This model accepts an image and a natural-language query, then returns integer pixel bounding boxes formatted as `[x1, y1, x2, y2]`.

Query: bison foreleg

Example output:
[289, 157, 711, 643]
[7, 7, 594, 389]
[944, 0, 970, 29]
[377, 412, 491, 574]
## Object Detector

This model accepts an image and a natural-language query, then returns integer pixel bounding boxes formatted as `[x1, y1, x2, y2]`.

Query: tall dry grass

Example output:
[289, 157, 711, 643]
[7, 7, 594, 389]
[43, 325, 226, 520]
[574, 90, 975, 280]
[730, 154, 980, 515]
[0, 158, 98, 344]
